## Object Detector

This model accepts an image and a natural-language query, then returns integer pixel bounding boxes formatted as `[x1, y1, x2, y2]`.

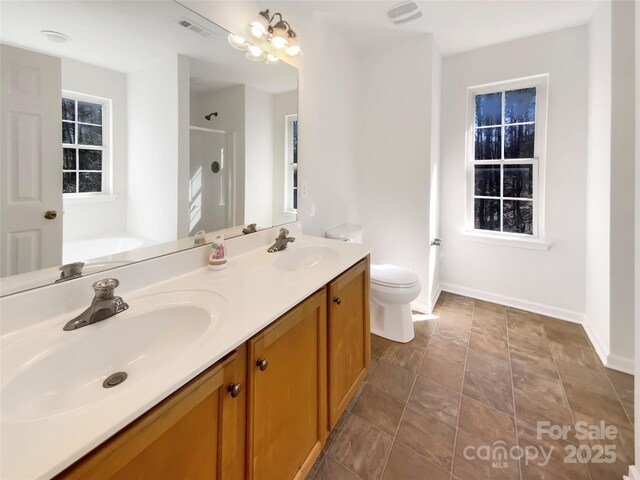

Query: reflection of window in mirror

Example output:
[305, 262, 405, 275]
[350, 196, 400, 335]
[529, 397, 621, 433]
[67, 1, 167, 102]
[62, 92, 111, 196]
[284, 114, 298, 214]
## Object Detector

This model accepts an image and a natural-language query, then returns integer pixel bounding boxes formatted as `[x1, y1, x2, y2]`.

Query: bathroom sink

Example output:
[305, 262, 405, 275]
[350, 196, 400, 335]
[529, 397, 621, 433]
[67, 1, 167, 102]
[1, 290, 227, 422]
[273, 245, 340, 272]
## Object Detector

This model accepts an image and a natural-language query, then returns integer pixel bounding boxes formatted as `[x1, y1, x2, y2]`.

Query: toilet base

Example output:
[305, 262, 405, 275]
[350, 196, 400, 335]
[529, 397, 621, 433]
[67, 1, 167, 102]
[370, 300, 415, 343]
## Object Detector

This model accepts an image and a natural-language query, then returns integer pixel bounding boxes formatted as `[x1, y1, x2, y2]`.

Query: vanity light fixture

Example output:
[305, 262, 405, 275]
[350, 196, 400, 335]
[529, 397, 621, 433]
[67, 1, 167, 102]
[226, 9, 303, 64]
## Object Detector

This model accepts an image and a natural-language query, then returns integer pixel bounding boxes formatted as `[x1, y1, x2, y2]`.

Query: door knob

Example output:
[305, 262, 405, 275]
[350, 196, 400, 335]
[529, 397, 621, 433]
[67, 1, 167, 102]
[333, 297, 342, 305]
[44, 210, 58, 220]
[256, 358, 268, 371]
[227, 383, 241, 398]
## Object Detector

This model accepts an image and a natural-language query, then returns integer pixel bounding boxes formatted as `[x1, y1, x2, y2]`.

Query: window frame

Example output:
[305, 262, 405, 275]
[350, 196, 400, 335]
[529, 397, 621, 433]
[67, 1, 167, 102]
[465, 75, 549, 242]
[62, 90, 112, 198]
[283, 114, 298, 215]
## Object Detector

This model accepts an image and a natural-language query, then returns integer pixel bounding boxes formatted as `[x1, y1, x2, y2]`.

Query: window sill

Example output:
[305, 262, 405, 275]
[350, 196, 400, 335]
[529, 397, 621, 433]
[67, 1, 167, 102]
[64, 194, 117, 205]
[460, 231, 550, 251]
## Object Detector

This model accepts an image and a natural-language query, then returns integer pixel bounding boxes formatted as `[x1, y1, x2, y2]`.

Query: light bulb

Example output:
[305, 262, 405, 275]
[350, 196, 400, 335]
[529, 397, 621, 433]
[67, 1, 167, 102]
[270, 26, 289, 49]
[266, 54, 280, 64]
[246, 45, 266, 61]
[228, 34, 249, 50]
[285, 44, 301, 56]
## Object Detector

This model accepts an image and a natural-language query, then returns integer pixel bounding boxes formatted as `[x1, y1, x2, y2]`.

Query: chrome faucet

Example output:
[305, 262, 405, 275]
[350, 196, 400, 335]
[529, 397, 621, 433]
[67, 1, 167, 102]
[267, 228, 295, 253]
[55, 262, 84, 283]
[63, 278, 129, 331]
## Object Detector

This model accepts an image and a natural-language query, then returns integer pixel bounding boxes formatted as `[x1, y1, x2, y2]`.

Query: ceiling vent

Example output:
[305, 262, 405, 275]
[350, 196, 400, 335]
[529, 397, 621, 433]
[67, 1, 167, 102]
[176, 17, 215, 38]
[386, 1, 422, 25]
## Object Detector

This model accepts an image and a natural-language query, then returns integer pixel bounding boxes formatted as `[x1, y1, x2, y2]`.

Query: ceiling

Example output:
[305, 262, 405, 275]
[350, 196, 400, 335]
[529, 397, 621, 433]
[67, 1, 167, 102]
[287, 0, 602, 56]
[0, 1, 297, 94]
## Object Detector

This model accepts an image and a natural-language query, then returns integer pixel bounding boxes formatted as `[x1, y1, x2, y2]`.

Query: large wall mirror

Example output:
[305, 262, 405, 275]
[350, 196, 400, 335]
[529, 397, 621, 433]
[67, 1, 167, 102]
[0, 1, 298, 296]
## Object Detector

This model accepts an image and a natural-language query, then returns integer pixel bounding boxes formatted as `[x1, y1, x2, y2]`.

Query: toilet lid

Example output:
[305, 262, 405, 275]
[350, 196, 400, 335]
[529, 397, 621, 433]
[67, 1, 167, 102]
[370, 264, 420, 288]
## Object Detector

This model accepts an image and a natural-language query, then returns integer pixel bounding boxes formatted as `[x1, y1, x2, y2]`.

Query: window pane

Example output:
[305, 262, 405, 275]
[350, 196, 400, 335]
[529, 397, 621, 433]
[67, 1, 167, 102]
[78, 172, 102, 193]
[475, 92, 502, 126]
[292, 120, 298, 164]
[504, 87, 536, 124]
[293, 188, 297, 209]
[63, 148, 76, 170]
[293, 167, 297, 188]
[474, 165, 500, 197]
[474, 198, 500, 231]
[79, 149, 102, 170]
[475, 127, 501, 160]
[504, 124, 535, 159]
[78, 125, 102, 146]
[503, 200, 533, 234]
[62, 98, 75, 121]
[62, 122, 75, 144]
[503, 164, 533, 198]
[63, 172, 76, 193]
[78, 101, 102, 125]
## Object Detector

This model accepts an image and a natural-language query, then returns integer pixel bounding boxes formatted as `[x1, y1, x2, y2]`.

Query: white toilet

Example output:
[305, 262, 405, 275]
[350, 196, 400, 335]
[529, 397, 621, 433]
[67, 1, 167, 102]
[326, 224, 421, 343]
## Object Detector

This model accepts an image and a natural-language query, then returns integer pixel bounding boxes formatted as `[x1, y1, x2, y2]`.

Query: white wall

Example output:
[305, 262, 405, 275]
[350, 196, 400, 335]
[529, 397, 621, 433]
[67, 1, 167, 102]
[61, 58, 128, 241]
[357, 35, 437, 309]
[127, 56, 188, 243]
[585, 1, 635, 374]
[440, 26, 589, 319]
[585, 1, 612, 367]
[244, 86, 274, 227]
[608, 0, 635, 371]
[272, 90, 298, 227]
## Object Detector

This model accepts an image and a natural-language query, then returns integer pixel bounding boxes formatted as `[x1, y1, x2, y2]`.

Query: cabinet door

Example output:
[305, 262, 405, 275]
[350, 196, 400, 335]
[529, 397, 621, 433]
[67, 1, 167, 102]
[248, 289, 327, 480]
[57, 349, 246, 480]
[328, 257, 371, 428]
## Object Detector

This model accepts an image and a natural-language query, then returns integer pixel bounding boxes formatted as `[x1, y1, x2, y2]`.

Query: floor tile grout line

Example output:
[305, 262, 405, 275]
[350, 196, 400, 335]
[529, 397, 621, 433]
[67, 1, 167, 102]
[541, 321, 594, 480]
[377, 308, 437, 478]
[448, 294, 472, 480]
[504, 305, 524, 480]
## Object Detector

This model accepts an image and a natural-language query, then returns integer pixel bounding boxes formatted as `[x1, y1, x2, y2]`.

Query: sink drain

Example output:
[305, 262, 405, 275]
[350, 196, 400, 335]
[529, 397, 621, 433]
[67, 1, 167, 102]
[103, 372, 128, 388]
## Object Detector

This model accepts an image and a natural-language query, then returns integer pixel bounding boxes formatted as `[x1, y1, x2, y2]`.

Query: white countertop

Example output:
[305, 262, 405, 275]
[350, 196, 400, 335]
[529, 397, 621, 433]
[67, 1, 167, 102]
[0, 230, 370, 480]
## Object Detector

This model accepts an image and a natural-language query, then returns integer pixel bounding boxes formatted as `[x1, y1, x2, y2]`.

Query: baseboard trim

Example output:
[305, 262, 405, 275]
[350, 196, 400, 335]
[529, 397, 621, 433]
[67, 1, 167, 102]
[625, 465, 640, 480]
[439, 282, 585, 323]
[607, 353, 635, 375]
[411, 300, 431, 315]
[581, 320, 610, 370]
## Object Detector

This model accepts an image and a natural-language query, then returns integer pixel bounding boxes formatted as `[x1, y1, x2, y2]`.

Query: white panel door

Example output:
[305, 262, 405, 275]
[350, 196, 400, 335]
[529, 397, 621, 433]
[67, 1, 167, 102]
[0, 45, 62, 277]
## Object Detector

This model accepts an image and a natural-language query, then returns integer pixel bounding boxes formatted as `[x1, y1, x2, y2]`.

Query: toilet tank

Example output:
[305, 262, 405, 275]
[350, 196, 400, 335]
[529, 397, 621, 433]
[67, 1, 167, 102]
[326, 224, 363, 244]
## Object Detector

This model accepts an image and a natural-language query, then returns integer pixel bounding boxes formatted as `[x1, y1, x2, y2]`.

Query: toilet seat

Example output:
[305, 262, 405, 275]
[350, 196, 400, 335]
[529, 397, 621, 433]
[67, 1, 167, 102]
[370, 264, 420, 289]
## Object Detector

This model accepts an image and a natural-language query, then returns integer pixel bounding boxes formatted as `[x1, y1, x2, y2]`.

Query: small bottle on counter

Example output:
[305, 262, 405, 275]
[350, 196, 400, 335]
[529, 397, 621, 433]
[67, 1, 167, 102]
[193, 230, 206, 246]
[208, 234, 227, 270]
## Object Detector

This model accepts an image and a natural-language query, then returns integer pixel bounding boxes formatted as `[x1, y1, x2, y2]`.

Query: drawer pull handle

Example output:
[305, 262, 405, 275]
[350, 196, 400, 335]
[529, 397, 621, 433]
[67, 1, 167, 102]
[228, 383, 241, 398]
[333, 297, 342, 305]
[257, 359, 269, 371]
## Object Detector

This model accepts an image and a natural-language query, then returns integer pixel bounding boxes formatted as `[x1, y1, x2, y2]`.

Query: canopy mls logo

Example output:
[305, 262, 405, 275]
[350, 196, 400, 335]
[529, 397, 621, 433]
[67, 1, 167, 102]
[462, 421, 620, 469]
[386, 1, 423, 26]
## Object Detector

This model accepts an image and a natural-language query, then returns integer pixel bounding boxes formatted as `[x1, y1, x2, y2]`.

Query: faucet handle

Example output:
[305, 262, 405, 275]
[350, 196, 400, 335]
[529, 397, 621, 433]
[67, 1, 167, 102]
[278, 227, 289, 238]
[93, 278, 120, 300]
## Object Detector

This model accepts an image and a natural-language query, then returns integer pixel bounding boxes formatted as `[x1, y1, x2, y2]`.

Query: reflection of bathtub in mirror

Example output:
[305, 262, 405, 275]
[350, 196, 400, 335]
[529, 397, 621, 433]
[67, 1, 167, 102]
[63, 233, 159, 264]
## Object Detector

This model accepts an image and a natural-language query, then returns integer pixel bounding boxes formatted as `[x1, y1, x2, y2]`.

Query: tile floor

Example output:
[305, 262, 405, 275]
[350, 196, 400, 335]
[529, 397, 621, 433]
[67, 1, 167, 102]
[307, 291, 635, 480]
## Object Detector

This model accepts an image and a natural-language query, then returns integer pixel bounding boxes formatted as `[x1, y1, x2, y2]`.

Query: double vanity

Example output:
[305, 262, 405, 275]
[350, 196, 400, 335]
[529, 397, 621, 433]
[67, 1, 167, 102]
[0, 224, 371, 480]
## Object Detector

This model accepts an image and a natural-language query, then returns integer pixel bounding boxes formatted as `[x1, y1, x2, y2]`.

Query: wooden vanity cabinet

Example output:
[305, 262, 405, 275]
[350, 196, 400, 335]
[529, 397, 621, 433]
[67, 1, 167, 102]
[327, 257, 371, 428]
[55, 258, 371, 480]
[247, 289, 328, 480]
[56, 344, 247, 480]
